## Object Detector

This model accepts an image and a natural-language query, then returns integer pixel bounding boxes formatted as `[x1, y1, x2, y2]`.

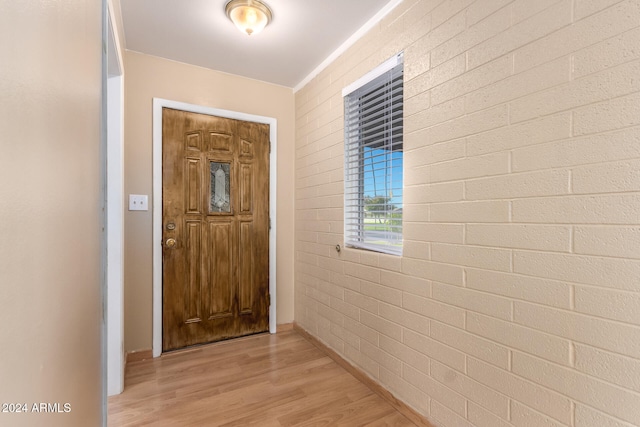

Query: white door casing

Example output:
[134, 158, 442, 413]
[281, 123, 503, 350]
[152, 98, 277, 357]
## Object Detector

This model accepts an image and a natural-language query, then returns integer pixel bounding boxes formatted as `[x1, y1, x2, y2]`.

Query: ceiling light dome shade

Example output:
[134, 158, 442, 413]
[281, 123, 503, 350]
[225, 0, 273, 36]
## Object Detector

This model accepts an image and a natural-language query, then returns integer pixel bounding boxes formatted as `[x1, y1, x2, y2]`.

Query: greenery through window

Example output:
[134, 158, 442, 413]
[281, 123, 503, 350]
[343, 53, 403, 256]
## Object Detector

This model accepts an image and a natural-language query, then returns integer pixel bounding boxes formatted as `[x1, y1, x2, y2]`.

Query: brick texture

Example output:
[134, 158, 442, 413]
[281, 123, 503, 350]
[294, 1, 640, 426]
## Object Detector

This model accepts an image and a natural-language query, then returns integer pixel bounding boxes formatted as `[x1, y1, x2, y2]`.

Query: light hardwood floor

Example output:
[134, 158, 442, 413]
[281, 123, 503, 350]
[108, 330, 417, 426]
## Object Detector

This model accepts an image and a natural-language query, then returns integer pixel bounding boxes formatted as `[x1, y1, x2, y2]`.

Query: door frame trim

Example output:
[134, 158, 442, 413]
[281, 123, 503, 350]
[152, 98, 277, 357]
[106, 0, 125, 396]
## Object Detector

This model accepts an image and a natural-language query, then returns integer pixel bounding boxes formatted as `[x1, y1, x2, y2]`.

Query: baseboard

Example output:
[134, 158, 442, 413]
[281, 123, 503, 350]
[276, 322, 294, 332]
[294, 323, 435, 427]
[126, 349, 153, 363]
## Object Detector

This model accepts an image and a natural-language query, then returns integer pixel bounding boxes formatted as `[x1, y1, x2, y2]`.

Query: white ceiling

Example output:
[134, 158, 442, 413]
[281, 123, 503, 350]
[120, 0, 399, 89]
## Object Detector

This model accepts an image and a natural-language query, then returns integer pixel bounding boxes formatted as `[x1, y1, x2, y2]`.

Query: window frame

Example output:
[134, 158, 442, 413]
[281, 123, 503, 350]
[342, 52, 404, 256]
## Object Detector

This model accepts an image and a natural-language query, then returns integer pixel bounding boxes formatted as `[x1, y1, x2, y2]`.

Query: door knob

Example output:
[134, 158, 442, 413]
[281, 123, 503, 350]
[165, 238, 177, 248]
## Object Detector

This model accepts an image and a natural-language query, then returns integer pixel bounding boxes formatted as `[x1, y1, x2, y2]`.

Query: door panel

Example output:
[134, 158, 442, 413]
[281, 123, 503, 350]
[239, 221, 254, 314]
[185, 220, 202, 322]
[185, 158, 202, 214]
[240, 164, 253, 213]
[208, 132, 232, 152]
[207, 220, 233, 319]
[162, 108, 270, 351]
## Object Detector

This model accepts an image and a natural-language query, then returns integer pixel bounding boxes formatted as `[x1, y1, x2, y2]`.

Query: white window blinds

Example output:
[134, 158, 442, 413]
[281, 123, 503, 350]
[343, 53, 404, 256]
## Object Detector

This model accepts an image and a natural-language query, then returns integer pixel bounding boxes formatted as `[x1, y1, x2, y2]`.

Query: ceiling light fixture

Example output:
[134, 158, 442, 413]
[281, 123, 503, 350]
[225, 0, 273, 36]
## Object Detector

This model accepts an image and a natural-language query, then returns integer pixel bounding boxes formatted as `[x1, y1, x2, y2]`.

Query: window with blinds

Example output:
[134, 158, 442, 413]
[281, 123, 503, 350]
[343, 53, 403, 256]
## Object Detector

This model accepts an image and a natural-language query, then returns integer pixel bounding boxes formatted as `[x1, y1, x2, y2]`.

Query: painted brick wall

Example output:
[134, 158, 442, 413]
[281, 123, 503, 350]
[294, 1, 640, 426]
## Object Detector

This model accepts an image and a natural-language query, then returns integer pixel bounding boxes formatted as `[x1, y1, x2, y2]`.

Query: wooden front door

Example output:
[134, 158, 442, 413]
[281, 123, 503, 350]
[162, 108, 270, 352]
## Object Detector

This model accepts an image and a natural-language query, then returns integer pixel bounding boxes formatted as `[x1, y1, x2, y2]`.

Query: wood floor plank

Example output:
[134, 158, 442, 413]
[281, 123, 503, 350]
[109, 331, 417, 426]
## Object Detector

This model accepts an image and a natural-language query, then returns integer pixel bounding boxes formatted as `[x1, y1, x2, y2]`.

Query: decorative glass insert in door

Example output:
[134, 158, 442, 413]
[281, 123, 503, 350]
[209, 162, 231, 213]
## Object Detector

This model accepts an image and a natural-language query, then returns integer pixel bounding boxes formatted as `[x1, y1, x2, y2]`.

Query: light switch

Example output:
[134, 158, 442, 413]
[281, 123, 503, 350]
[129, 194, 148, 211]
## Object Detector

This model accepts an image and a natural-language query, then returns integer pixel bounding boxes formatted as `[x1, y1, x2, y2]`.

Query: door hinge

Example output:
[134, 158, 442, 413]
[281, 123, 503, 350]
[268, 293, 271, 307]
[269, 218, 272, 230]
[269, 140, 272, 153]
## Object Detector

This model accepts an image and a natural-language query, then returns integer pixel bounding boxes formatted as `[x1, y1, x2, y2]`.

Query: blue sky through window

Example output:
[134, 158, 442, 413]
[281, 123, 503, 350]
[362, 147, 403, 207]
